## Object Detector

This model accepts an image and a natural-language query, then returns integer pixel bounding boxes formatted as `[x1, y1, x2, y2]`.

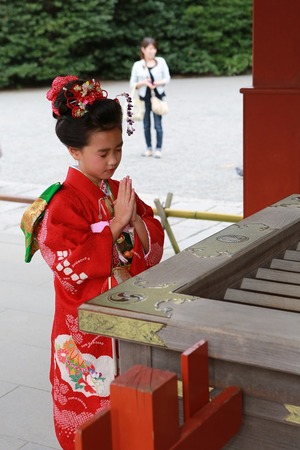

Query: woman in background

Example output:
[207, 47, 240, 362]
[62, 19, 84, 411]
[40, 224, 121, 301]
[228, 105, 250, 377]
[130, 37, 171, 158]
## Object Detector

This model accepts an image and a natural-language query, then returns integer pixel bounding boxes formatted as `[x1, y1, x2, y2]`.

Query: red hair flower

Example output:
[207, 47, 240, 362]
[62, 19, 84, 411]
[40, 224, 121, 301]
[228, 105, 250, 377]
[65, 80, 108, 118]
[46, 75, 78, 116]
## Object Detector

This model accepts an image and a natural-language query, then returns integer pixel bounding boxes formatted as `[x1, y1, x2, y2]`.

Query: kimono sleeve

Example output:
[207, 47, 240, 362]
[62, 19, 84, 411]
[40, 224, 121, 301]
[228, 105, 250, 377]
[37, 190, 114, 288]
[131, 195, 165, 272]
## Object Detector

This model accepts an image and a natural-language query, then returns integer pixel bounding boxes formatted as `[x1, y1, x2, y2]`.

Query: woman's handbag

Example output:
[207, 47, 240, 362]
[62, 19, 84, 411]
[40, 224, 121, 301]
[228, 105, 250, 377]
[130, 85, 145, 121]
[151, 93, 169, 116]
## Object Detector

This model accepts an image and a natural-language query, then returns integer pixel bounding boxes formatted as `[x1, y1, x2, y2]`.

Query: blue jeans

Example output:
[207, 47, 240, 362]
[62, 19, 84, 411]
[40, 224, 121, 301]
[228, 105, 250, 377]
[143, 99, 163, 150]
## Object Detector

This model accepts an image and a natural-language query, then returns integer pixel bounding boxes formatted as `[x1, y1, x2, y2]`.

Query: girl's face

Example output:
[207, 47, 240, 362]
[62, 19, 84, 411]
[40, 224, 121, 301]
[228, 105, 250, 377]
[142, 44, 157, 60]
[68, 128, 123, 184]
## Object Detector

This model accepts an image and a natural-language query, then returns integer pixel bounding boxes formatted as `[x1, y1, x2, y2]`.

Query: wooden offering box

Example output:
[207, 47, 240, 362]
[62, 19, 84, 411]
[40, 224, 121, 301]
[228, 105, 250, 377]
[79, 194, 300, 449]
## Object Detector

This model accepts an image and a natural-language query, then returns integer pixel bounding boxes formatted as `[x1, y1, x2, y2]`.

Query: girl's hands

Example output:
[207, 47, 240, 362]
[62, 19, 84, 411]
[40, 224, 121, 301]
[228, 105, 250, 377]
[111, 176, 150, 253]
[130, 198, 137, 224]
[114, 176, 135, 228]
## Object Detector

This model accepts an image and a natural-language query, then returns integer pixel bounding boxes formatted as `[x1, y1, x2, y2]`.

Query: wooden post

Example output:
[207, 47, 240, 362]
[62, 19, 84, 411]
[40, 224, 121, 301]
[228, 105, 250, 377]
[74, 409, 112, 450]
[110, 365, 180, 450]
[241, 0, 300, 217]
[181, 340, 209, 421]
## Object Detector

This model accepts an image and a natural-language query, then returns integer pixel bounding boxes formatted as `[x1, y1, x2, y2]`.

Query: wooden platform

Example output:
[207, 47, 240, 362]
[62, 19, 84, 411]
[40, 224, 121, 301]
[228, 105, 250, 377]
[78, 194, 300, 449]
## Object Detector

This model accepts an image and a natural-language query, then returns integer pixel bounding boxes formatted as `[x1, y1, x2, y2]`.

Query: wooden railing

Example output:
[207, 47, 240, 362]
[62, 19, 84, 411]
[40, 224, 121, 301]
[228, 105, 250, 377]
[75, 340, 242, 450]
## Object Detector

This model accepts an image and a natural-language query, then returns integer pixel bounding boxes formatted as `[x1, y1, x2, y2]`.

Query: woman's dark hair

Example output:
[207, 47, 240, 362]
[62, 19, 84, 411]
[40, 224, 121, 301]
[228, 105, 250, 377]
[140, 37, 157, 59]
[53, 79, 123, 148]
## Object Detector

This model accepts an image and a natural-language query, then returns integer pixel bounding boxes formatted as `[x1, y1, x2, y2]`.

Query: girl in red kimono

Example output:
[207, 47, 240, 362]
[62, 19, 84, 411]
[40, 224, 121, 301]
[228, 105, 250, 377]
[23, 76, 164, 449]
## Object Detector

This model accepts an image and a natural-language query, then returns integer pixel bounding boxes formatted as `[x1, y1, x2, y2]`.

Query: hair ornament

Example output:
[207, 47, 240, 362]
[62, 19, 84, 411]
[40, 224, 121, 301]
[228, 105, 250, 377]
[65, 79, 108, 118]
[46, 75, 78, 116]
[47, 75, 135, 136]
[116, 92, 135, 136]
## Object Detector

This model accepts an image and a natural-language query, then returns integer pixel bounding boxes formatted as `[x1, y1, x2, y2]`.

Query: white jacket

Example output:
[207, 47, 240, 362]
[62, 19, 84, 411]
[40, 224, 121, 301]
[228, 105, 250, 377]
[130, 57, 171, 97]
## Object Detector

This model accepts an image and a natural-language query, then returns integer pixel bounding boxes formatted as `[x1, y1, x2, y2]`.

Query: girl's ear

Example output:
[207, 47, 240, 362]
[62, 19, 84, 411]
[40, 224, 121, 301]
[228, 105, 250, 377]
[68, 146, 81, 160]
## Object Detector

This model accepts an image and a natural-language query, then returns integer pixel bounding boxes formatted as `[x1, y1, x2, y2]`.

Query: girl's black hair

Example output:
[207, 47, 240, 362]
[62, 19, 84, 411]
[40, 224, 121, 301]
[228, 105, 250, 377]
[53, 79, 123, 148]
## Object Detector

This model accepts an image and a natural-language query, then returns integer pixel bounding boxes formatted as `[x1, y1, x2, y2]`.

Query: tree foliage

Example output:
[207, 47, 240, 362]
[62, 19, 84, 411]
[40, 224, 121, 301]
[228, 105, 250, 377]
[0, 0, 252, 89]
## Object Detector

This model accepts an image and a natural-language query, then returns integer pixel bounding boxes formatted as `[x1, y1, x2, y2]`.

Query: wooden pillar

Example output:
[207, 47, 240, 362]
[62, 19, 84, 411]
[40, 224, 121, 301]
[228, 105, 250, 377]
[110, 365, 180, 450]
[241, 0, 300, 217]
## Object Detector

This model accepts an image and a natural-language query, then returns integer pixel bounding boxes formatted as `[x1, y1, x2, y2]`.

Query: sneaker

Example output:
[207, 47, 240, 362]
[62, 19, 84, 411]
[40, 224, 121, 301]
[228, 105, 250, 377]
[154, 150, 162, 159]
[141, 149, 153, 157]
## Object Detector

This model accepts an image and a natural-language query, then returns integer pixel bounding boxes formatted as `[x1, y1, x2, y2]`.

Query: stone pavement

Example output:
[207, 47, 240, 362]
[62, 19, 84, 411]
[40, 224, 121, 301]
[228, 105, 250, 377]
[0, 75, 249, 449]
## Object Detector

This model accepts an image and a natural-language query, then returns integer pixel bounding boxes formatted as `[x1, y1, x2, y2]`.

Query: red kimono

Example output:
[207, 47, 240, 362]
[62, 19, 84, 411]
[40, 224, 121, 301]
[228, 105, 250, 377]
[37, 167, 164, 449]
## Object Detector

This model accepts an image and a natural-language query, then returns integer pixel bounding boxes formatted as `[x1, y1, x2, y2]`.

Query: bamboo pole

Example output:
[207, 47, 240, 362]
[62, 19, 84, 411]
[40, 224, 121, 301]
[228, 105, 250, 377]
[152, 208, 242, 223]
[0, 195, 34, 204]
[154, 198, 181, 254]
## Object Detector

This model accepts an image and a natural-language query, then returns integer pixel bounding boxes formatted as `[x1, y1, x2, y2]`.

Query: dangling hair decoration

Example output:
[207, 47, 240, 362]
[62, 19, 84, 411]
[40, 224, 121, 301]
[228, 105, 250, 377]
[116, 92, 135, 136]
